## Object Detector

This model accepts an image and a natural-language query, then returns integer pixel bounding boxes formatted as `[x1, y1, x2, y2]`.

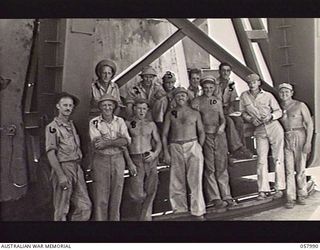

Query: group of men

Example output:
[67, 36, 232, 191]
[45, 60, 314, 221]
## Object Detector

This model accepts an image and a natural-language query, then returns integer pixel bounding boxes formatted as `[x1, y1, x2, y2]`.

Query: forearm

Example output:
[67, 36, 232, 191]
[271, 109, 282, 120]
[198, 131, 205, 146]
[162, 135, 169, 154]
[241, 112, 253, 123]
[47, 151, 65, 177]
[123, 147, 135, 166]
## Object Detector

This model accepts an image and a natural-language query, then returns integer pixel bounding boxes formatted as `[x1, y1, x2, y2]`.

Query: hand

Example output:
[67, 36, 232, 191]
[261, 114, 272, 124]
[164, 151, 171, 165]
[252, 117, 263, 127]
[58, 174, 70, 191]
[303, 143, 312, 154]
[191, 101, 200, 111]
[217, 125, 225, 135]
[94, 138, 108, 150]
[144, 151, 157, 163]
[128, 163, 137, 177]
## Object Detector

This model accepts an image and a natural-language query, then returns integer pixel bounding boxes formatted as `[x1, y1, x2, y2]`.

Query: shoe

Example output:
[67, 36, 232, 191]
[285, 200, 295, 209]
[273, 191, 283, 199]
[211, 199, 227, 208]
[239, 147, 254, 158]
[296, 197, 306, 205]
[257, 192, 267, 200]
[192, 215, 206, 221]
[225, 199, 237, 207]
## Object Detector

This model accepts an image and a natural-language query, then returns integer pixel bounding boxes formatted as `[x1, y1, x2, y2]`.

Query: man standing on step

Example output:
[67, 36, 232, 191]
[192, 76, 237, 208]
[162, 87, 206, 220]
[46, 92, 92, 221]
[278, 83, 313, 209]
[240, 73, 286, 200]
[125, 99, 162, 220]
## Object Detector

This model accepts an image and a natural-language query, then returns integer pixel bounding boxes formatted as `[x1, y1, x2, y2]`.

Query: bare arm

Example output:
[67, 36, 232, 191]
[151, 122, 162, 157]
[196, 111, 206, 146]
[218, 102, 226, 133]
[301, 103, 314, 154]
[162, 112, 171, 164]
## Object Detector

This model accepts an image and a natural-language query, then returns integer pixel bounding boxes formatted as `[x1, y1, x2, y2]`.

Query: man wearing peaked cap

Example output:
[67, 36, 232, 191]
[216, 62, 253, 160]
[239, 73, 286, 201]
[89, 91, 131, 221]
[126, 65, 166, 123]
[278, 82, 313, 209]
[91, 59, 122, 118]
[162, 83, 206, 219]
[46, 92, 92, 221]
[191, 76, 237, 208]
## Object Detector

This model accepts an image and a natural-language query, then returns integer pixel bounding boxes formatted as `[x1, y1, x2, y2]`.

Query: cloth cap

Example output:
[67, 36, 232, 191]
[278, 83, 293, 91]
[140, 66, 157, 76]
[162, 71, 176, 82]
[200, 76, 216, 87]
[55, 92, 80, 106]
[246, 73, 260, 82]
[173, 87, 189, 97]
[98, 93, 118, 108]
[95, 59, 117, 78]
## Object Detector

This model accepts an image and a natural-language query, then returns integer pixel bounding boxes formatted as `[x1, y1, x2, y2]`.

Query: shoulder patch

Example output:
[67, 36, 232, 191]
[49, 126, 56, 133]
[133, 86, 141, 95]
[228, 82, 235, 91]
[92, 119, 99, 128]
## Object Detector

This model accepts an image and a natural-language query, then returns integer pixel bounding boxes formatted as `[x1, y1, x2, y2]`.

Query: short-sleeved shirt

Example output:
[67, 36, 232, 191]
[91, 80, 123, 108]
[216, 77, 239, 114]
[126, 81, 166, 107]
[187, 85, 203, 100]
[89, 115, 131, 155]
[45, 117, 82, 163]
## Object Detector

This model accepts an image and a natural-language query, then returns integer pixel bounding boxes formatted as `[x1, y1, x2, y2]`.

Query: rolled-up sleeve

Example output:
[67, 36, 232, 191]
[118, 118, 131, 145]
[89, 118, 101, 141]
[45, 124, 58, 153]
[269, 94, 282, 120]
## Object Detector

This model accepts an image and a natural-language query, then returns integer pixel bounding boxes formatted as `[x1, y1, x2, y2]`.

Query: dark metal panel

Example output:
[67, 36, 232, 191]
[0, 20, 34, 201]
[231, 18, 262, 76]
[114, 19, 206, 88]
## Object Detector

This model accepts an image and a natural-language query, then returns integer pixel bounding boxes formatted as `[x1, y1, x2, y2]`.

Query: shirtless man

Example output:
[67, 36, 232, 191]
[278, 83, 314, 209]
[162, 87, 206, 219]
[192, 76, 236, 208]
[125, 99, 162, 221]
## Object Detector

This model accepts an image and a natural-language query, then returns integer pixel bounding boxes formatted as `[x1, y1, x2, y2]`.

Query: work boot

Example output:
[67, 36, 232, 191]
[192, 215, 206, 221]
[273, 191, 283, 199]
[211, 199, 227, 208]
[225, 199, 237, 207]
[285, 200, 295, 209]
[296, 197, 306, 205]
[257, 192, 267, 200]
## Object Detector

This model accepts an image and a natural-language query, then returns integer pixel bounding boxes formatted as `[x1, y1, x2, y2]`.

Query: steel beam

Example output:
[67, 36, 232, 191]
[231, 18, 262, 77]
[114, 19, 206, 88]
[167, 18, 276, 95]
[248, 18, 272, 73]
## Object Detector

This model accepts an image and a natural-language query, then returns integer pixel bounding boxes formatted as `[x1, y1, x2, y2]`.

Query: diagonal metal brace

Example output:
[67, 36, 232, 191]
[114, 19, 207, 88]
[167, 18, 269, 84]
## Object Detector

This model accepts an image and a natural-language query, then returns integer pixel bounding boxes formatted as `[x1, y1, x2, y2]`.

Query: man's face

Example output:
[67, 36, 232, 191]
[279, 88, 293, 101]
[190, 73, 201, 88]
[219, 65, 232, 80]
[175, 92, 188, 106]
[100, 65, 113, 84]
[163, 79, 175, 92]
[203, 83, 215, 97]
[141, 74, 155, 87]
[134, 103, 149, 120]
[56, 97, 74, 117]
[99, 100, 115, 116]
[248, 80, 261, 91]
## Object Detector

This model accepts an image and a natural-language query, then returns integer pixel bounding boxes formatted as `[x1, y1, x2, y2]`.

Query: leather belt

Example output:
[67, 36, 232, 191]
[170, 138, 198, 145]
[285, 127, 304, 132]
